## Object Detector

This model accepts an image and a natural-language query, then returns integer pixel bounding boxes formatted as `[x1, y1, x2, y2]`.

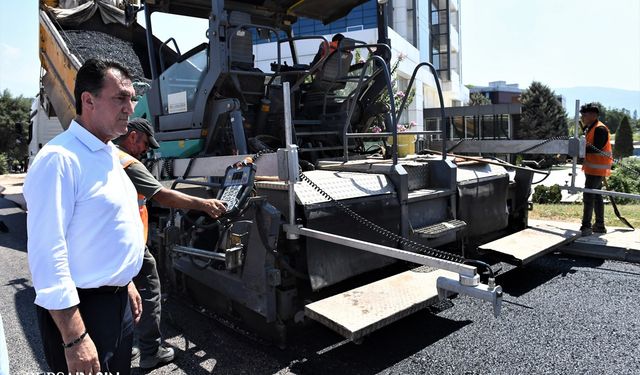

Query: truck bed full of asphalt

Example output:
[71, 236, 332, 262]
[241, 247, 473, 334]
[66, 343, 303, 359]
[1, 196, 639, 374]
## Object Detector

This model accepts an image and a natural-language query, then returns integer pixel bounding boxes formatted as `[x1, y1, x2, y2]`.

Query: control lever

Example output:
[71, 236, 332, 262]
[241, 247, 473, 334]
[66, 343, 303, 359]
[436, 274, 503, 318]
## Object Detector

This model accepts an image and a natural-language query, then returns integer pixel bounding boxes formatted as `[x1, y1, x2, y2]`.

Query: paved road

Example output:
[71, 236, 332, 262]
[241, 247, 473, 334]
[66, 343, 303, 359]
[2, 197, 640, 374]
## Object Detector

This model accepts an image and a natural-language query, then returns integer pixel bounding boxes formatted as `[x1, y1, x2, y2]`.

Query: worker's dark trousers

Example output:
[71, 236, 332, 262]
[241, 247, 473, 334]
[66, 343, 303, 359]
[36, 287, 134, 374]
[581, 174, 605, 229]
[132, 247, 163, 356]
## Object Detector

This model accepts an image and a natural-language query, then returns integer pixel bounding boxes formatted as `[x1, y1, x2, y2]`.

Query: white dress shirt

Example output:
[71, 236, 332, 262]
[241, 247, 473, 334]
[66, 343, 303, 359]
[24, 120, 144, 310]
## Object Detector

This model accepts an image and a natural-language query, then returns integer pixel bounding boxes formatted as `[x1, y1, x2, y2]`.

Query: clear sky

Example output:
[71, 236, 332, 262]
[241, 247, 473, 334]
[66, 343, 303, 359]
[1, 0, 639, 98]
[461, 0, 640, 91]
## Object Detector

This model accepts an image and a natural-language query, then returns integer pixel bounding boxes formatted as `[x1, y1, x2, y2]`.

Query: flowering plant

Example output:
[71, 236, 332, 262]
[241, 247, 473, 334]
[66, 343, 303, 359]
[364, 53, 416, 134]
[397, 121, 417, 133]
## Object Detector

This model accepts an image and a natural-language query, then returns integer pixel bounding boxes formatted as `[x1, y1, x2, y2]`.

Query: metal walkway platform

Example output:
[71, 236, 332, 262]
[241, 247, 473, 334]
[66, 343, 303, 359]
[305, 268, 457, 342]
[527, 219, 640, 262]
[479, 221, 581, 265]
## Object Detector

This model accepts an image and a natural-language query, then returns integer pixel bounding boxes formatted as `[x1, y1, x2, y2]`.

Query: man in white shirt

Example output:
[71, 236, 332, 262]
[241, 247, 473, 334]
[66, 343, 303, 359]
[24, 58, 145, 375]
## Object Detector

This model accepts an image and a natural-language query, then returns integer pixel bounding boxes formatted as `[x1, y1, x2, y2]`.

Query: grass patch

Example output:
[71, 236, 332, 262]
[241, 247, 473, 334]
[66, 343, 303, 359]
[530, 203, 640, 228]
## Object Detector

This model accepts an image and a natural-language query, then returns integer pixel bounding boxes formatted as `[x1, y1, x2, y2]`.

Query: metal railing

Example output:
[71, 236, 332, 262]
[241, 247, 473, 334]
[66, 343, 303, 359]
[342, 60, 448, 164]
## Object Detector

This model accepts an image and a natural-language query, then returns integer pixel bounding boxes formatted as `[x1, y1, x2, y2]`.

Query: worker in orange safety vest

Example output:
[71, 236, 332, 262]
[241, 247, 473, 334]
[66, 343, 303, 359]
[579, 103, 612, 236]
[115, 118, 226, 369]
[310, 33, 345, 66]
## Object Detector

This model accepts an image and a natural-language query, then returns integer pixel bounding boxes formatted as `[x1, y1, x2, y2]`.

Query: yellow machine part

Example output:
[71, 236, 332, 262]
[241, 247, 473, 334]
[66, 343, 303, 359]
[38, 10, 79, 129]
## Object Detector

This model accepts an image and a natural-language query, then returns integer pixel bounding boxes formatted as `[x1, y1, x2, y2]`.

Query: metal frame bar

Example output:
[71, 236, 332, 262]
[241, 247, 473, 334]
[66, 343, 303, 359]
[562, 187, 640, 200]
[436, 139, 584, 156]
[285, 225, 477, 278]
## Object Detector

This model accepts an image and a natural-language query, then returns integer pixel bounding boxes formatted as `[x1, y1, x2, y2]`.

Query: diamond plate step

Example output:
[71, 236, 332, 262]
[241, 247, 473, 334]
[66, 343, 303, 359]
[305, 268, 457, 341]
[479, 221, 580, 265]
[413, 220, 467, 239]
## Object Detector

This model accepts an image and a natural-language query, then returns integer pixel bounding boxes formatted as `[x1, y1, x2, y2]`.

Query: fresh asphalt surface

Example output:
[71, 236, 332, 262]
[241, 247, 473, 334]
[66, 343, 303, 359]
[1, 196, 639, 375]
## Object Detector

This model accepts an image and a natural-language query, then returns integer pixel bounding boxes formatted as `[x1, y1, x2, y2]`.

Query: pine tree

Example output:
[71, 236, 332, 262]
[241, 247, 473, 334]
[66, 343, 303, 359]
[613, 115, 634, 159]
[518, 81, 568, 140]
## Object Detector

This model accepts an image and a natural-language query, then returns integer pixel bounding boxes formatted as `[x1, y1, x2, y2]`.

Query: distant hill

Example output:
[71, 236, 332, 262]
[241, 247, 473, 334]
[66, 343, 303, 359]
[554, 87, 640, 117]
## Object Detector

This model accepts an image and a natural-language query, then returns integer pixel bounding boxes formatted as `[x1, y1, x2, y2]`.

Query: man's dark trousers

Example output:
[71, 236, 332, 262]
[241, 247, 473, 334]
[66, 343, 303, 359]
[582, 174, 605, 229]
[132, 247, 162, 356]
[36, 287, 134, 374]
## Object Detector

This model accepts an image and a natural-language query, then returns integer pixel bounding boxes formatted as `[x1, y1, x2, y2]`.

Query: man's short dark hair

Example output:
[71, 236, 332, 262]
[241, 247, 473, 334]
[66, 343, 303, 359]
[332, 33, 345, 42]
[74, 59, 132, 115]
[579, 103, 600, 115]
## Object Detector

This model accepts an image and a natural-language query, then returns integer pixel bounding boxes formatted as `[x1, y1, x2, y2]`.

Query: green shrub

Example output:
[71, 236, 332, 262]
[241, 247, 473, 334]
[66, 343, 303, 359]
[548, 184, 562, 203]
[608, 157, 640, 204]
[532, 184, 562, 204]
[0, 154, 8, 175]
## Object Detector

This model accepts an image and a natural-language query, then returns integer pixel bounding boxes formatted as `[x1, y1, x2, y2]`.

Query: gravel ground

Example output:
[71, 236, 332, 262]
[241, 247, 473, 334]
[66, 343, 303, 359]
[1, 196, 639, 374]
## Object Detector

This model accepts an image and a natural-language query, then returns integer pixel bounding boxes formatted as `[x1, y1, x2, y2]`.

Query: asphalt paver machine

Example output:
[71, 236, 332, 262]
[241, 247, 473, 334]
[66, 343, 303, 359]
[39, 0, 583, 345]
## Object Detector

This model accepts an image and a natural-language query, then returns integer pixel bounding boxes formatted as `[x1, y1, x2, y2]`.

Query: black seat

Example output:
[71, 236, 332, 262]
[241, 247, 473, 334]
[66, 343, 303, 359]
[220, 12, 265, 106]
[308, 46, 353, 92]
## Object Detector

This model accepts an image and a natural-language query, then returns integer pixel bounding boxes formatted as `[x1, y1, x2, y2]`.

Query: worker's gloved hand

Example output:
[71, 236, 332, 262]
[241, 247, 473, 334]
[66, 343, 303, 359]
[203, 199, 227, 218]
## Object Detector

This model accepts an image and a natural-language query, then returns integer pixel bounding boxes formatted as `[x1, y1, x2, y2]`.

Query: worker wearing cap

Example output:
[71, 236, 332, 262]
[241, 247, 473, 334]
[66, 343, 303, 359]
[579, 103, 612, 236]
[114, 118, 226, 369]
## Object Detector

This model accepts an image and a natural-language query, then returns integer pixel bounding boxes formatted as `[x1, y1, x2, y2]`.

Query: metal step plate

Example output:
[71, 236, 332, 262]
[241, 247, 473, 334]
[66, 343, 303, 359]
[479, 221, 580, 265]
[305, 268, 457, 341]
[414, 220, 467, 239]
[530, 219, 639, 262]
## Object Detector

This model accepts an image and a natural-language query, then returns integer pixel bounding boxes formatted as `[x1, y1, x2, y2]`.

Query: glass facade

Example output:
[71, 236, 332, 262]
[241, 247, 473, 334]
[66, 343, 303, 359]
[447, 115, 511, 140]
[417, 0, 431, 62]
[287, 1, 377, 39]
[430, 0, 450, 81]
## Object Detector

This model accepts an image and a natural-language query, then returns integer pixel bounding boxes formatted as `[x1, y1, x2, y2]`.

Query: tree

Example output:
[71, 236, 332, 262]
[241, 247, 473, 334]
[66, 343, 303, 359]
[469, 92, 491, 106]
[518, 81, 568, 140]
[602, 107, 629, 134]
[613, 116, 634, 159]
[0, 89, 32, 171]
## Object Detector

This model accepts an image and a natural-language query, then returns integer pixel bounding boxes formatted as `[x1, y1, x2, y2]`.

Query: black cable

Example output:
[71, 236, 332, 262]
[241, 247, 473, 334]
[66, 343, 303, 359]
[529, 167, 553, 184]
[463, 259, 494, 279]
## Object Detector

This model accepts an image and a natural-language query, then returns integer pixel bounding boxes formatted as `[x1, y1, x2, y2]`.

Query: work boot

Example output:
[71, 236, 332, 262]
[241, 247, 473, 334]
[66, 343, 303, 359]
[139, 346, 175, 369]
[592, 225, 607, 234]
[131, 346, 140, 360]
[580, 226, 592, 236]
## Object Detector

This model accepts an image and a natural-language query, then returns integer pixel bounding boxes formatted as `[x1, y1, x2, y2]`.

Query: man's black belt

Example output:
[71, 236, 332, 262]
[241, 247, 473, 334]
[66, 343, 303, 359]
[77, 282, 129, 295]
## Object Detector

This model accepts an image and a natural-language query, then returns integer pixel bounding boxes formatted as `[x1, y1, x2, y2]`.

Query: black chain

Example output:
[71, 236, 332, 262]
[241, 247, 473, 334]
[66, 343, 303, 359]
[508, 134, 640, 179]
[241, 145, 463, 262]
[518, 136, 572, 154]
[585, 141, 640, 179]
[298, 172, 465, 263]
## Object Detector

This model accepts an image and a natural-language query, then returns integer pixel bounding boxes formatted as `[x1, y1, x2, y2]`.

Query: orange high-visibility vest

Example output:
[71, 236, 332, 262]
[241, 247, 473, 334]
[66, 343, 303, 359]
[118, 150, 149, 242]
[582, 121, 612, 177]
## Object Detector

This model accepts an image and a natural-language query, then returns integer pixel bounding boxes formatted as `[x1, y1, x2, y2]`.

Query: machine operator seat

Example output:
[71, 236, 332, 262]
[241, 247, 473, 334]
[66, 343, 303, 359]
[307, 39, 354, 92]
[218, 11, 265, 106]
[302, 39, 354, 111]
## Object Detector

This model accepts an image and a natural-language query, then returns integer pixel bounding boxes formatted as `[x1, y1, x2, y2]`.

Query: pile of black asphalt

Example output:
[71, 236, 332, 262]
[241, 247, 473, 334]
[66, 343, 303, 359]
[62, 30, 147, 82]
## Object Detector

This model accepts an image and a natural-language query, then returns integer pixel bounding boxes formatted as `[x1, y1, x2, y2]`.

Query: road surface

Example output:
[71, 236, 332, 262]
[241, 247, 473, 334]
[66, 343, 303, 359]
[2, 196, 640, 374]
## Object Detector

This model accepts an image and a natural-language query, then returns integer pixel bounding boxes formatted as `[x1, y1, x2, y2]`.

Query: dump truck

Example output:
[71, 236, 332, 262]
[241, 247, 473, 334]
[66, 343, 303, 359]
[38, 0, 585, 345]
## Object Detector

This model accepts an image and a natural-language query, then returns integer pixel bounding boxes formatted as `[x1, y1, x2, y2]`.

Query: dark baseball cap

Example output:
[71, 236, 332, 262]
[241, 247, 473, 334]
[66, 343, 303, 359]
[579, 103, 600, 115]
[128, 118, 160, 149]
